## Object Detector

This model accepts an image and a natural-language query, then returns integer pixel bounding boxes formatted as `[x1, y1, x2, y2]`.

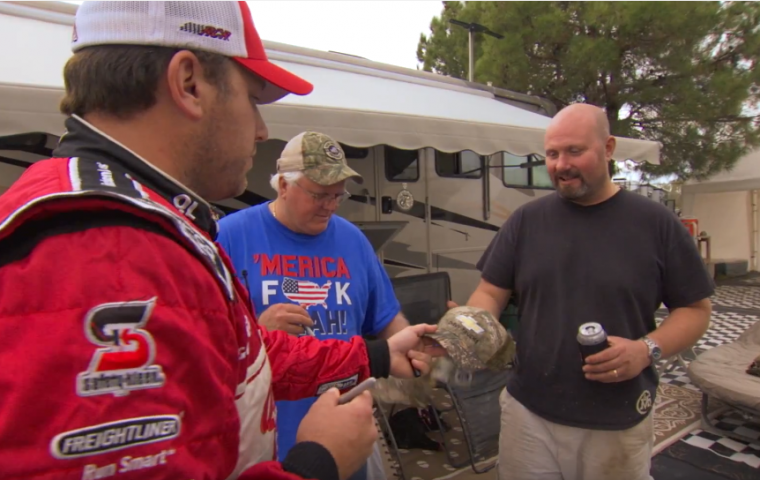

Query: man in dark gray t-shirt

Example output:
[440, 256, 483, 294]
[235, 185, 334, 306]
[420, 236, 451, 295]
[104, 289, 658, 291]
[461, 104, 714, 480]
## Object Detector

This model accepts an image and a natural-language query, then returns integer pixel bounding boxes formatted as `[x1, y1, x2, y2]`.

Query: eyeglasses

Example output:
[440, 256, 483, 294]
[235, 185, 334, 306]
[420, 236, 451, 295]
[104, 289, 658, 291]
[295, 182, 351, 205]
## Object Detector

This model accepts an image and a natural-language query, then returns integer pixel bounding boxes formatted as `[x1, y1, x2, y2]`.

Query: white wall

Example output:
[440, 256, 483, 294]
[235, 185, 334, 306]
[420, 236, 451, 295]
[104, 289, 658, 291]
[685, 190, 753, 265]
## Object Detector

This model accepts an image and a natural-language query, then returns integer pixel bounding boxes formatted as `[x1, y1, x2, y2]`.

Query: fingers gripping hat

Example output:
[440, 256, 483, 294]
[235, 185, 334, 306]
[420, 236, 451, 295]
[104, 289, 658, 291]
[71, 1, 313, 104]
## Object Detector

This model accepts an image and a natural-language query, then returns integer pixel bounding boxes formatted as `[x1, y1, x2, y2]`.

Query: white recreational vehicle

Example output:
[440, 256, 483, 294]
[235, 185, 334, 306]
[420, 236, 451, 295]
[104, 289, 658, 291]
[0, 1, 661, 305]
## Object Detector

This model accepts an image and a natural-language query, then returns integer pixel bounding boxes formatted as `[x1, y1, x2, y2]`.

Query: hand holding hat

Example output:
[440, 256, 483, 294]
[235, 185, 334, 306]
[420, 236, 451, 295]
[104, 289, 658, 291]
[386, 324, 448, 379]
[370, 306, 515, 407]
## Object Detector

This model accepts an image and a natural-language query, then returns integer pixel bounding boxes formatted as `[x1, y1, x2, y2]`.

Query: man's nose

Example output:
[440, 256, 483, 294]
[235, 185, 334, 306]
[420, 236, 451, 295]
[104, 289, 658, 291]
[555, 153, 571, 171]
[320, 197, 340, 212]
[255, 106, 269, 142]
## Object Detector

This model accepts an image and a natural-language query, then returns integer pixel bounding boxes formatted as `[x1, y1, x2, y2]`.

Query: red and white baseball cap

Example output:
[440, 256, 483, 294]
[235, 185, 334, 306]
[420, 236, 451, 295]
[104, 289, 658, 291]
[71, 1, 313, 104]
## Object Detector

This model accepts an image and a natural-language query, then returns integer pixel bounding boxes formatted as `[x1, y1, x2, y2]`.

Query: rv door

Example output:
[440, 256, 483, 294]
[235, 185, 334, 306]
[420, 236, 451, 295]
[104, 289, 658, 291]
[376, 145, 431, 278]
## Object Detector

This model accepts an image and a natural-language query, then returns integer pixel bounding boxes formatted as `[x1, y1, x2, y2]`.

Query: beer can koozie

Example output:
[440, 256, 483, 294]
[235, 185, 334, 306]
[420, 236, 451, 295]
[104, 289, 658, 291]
[577, 322, 609, 362]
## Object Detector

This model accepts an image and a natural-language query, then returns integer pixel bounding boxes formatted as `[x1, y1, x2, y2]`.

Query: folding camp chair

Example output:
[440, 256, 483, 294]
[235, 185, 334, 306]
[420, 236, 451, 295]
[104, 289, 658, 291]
[389, 272, 507, 474]
[366, 272, 454, 479]
[372, 404, 406, 479]
[390, 272, 452, 326]
[687, 320, 760, 445]
[432, 368, 509, 473]
[389, 271, 454, 415]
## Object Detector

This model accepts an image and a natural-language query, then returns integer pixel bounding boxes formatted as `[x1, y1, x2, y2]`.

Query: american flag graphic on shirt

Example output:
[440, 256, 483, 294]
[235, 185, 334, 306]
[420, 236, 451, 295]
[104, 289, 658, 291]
[281, 278, 333, 308]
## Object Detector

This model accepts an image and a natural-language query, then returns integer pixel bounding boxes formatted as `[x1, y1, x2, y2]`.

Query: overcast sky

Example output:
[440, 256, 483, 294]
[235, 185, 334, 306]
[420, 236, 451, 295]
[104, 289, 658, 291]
[62, 1, 443, 69]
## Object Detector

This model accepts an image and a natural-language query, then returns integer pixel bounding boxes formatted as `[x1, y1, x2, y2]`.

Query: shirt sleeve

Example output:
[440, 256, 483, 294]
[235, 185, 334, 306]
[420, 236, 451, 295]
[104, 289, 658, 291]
[476, 209, 522, 291]
[361, 239, 400, 336]
[661, 220, 716, 309]
[263, 327, 390, 401]
[215, 216, 235, 257]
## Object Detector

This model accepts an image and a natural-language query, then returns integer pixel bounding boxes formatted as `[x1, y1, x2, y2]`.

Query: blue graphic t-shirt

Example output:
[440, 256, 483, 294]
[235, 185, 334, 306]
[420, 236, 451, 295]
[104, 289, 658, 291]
[217, 202, 400, 461]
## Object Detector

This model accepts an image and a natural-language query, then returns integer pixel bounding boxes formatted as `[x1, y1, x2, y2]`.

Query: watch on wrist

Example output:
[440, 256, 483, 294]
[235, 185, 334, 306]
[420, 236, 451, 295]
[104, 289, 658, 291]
[641, 336, 662, 364]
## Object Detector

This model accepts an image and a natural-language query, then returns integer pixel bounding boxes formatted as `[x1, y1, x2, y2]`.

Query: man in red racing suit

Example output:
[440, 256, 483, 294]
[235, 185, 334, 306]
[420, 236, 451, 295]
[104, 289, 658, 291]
[0, 109, 438, 480]
[0, 2, 441, 480]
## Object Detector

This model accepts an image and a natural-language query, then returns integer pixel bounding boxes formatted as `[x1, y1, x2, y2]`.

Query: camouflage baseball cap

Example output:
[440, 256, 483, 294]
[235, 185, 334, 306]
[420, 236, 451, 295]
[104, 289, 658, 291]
[276, 131, 363, 186]
[426, 306, 515, 371]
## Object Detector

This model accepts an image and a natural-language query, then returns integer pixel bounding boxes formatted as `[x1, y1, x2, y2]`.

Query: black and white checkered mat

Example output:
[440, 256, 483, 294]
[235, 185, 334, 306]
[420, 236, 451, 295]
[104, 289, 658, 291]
[711, 285, 760, 310]
[658, 286, 760, 313]
[654, 291, 760, 469]
[681, 426, 760, 469]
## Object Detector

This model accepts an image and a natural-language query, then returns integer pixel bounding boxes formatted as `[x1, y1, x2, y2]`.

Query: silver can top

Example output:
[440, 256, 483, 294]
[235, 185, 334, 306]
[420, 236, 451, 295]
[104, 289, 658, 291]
[577, 322, 606, 345]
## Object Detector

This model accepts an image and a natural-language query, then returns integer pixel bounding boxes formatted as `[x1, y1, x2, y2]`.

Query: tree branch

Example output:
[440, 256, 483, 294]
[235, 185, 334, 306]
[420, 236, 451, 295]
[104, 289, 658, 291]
[632, 114, 759, 127]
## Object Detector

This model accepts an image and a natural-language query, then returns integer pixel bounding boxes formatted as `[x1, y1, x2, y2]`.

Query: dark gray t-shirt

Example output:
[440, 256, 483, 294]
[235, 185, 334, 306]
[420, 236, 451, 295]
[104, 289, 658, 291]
[477, 189, 715, 430]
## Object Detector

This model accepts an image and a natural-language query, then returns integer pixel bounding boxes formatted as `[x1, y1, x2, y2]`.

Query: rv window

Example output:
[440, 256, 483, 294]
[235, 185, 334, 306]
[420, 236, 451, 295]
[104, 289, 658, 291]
[339, 143, 370, 159]
[502, 152, 529, 186]
[384, 146, 419, 182]
[532, 160, 553, 188]
[435, 150, 483, 178]
[502, 153, 554, 189]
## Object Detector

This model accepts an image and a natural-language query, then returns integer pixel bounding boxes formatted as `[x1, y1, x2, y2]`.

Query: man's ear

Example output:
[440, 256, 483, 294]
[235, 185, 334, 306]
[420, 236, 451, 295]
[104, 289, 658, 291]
[605, 136, 617, 162]
[277, 176, 287, 197]
[165, 50, 208, 120]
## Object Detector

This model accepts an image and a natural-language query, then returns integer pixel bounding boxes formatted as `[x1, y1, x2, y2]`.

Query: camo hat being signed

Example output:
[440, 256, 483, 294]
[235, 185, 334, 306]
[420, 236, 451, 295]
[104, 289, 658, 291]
[276, 131, 363, 186]
[426, 306, 515, 371]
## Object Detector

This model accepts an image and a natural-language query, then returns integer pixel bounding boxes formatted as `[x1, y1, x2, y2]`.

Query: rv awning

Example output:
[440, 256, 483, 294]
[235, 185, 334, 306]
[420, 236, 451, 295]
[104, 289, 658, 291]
[262, 56, 660, 164]
[0, 2, 661, 164]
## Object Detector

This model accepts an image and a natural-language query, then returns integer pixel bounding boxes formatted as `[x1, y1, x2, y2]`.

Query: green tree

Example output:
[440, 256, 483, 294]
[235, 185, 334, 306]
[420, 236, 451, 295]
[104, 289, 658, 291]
[417, 1, 760, 181]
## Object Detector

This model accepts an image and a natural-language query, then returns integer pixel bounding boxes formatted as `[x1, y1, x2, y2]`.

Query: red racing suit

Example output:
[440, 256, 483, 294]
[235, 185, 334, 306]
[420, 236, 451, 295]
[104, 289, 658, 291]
[0, 116, 390, 480]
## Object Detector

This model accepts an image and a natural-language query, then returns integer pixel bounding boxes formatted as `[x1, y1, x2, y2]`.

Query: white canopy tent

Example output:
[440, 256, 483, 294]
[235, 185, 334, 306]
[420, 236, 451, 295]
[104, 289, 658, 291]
[0, 1, 661, 165]
[681, 148, 760, 271]
[681, 149, 760, 195]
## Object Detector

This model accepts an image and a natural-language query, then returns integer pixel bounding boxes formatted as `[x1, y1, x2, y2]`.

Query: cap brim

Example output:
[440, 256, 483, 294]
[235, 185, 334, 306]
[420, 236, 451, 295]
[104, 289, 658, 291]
[426, 332, 487, 371]
[484, 335, 516, 371]
[235, 58, 314, 104]
[304, 164, 364, 186]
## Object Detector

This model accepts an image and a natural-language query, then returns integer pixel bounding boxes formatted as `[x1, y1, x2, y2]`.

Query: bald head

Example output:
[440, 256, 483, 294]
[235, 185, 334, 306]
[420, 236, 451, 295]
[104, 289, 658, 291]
[543, 103, 618, 206]
[549, 103, 610, 143]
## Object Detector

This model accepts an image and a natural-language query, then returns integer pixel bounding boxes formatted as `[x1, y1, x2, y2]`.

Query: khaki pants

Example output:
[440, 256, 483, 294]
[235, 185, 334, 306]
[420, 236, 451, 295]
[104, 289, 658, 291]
[498, 388, 654, 480]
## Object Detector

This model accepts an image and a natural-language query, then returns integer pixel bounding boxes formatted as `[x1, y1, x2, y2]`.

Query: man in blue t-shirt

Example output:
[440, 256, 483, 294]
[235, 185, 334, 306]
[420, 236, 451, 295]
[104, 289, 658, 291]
[217, 131, 409, 480]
